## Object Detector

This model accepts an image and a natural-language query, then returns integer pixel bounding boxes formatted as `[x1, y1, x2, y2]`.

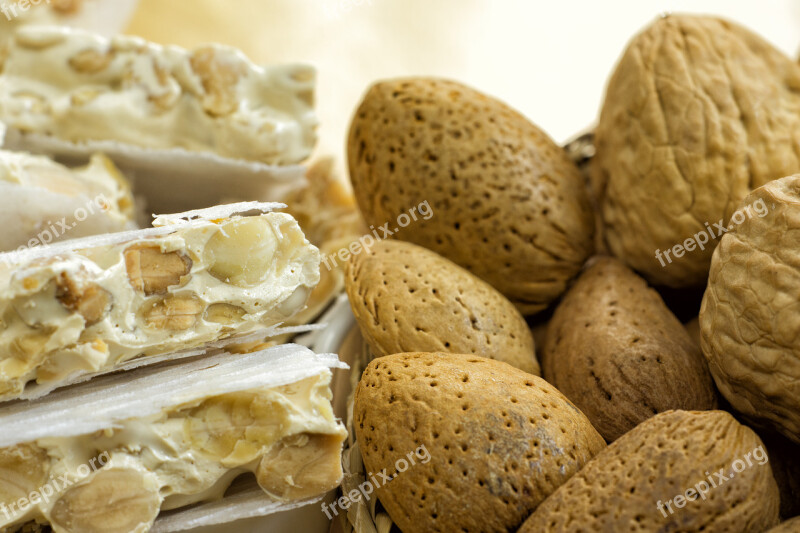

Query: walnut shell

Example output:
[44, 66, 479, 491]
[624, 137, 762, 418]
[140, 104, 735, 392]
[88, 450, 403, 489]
[700, 175, 800, 443]
[345, 240, 539, 374]
[348, 78, 594, 314]
[519, 410, 780, 532]
[594, 14, 800, 287]
[354, 352, 606, 533]
[543, 257, 717, 441]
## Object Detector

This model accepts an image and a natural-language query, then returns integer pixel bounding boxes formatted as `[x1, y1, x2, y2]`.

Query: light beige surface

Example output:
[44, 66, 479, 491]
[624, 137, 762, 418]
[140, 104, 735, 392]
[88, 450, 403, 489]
[126, 0, 800, 163]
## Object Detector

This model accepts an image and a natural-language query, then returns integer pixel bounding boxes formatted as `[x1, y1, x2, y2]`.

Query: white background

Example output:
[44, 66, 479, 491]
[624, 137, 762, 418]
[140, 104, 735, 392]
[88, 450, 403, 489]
[310, 0, 800, 153]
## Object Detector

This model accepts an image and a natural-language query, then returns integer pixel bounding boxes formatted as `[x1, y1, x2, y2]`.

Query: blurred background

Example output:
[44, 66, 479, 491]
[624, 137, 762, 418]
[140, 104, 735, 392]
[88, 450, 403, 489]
[121, 0, 800, 162]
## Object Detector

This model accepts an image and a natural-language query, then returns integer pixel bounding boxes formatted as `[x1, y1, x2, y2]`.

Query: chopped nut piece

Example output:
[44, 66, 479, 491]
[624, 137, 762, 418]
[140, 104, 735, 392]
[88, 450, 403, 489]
[56, 273, 112, 326]
[68, 48, 113, 74]
[256, 433, 345, 500]
[148, 63, 179, 110]
[50, 0, 85, 15]
[14, 29, 65, 50]
[189, 47, 245, 117]
[11, 91, 48, 114]
[142, 294, 204, 331]
[7, 329, 53, 372]
[70, 87, 102, 107]
[203, 303, 245, 325]
[124, 244, 192, 295]
[50, 468, 161, 533]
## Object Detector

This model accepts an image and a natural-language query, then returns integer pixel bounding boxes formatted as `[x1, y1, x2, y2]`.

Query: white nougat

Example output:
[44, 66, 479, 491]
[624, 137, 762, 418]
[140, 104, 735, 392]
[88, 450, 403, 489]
[0, 202, 320, 401]
[0, 344, 348, 533]
[0, 25, 316, 213]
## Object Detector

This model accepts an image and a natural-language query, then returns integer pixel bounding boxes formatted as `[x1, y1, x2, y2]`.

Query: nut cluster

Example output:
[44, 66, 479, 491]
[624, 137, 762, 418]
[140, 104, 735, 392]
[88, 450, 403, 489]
[343, 12, 800, 533]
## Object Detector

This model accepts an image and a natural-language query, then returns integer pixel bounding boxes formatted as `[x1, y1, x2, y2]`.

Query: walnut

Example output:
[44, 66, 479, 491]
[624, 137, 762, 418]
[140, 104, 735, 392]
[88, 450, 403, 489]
[594, 15, 800, 287]
[701, 175, 800, 443]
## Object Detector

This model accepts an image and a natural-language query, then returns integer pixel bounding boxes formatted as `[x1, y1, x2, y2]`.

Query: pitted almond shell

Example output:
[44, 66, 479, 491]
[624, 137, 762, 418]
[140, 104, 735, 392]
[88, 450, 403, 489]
[354, 352, 605, 532]
[348, 77, 594, 314]
[346, 239, 539, 374]
[519, 410, 780, 532]
[543, 257, 716, 441]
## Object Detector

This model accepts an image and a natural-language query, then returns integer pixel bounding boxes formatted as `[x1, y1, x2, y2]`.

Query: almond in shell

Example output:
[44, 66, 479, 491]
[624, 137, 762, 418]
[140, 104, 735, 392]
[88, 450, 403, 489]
[519, 410, 780, 532]
[354, 352, 606, 532]
[346, 240, 539, 374]
[542, 257, 717, 441]
[348, 78, 595, 314]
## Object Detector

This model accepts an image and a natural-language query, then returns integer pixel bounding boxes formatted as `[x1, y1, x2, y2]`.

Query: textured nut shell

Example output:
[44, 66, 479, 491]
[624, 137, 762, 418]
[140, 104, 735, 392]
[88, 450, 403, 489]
[348, 78, 594, 314]
[354, 352, 606, 533]
[701, 176, 800, 442]
[594, 15, 800, 287]
[519, 410, 780, 532]
[543, 257, 717, 441]
[346, 240, 539, 374]
[767, 516, 800, 533]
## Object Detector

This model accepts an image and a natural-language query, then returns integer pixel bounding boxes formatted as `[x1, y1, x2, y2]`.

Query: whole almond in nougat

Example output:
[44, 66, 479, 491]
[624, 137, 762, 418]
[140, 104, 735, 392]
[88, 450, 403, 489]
[348, 78, 594, 314]
[519, 410, 780, 532]
[354, 352, 606, 532]
[50, 468, 161, 533]
[543, 257, 717, 441]
[345, 240, 539, 374]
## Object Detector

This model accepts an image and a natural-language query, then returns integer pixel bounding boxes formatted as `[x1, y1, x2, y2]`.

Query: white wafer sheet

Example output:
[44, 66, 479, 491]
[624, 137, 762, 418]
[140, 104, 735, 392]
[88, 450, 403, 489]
[151, 480, 324, 533]
[0, 343, 346, 447]
[3, 129, 308, 216]
[0, 201, 285, 265]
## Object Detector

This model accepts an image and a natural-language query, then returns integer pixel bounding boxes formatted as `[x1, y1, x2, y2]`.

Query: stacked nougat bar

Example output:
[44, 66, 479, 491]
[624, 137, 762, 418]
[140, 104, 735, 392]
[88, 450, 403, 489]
[0, 24, 351, 533]
[0, 344, 347, 533]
